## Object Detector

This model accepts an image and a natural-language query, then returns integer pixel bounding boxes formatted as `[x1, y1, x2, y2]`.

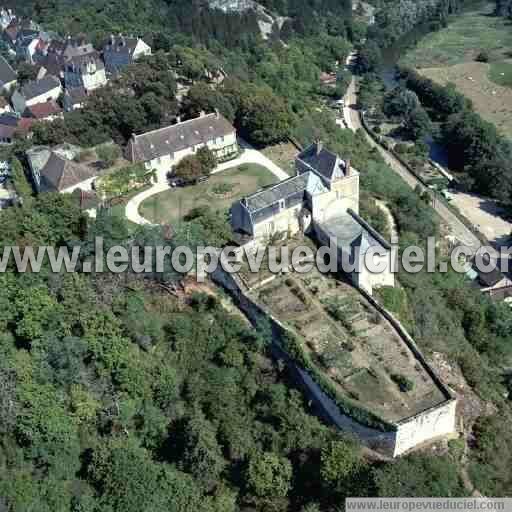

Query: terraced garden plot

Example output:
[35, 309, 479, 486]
[251, 267, 446, 423]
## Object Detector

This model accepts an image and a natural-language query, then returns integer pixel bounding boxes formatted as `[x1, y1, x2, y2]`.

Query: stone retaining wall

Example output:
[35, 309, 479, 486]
[212, 262, 457, 457]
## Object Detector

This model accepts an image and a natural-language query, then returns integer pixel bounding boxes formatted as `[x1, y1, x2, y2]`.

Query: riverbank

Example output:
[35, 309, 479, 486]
[400, 2, 512, 69]
[399, 1, 512, 138]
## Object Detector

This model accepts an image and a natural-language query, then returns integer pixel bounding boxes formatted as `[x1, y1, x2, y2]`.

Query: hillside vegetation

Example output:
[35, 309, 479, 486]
[2, 0, 512, 508]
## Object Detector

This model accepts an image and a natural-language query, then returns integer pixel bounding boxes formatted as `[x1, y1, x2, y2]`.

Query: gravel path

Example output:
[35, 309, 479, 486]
[124, 139, 288, 225]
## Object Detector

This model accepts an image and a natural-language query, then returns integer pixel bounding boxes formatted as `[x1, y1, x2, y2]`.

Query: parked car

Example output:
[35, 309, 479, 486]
[169, 177, 185, 187]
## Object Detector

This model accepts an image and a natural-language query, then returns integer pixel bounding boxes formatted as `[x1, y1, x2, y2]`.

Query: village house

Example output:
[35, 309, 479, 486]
[0, 97, 12, 114]
[231, 142, 395, 295]
[0, 55, 17, 92]
[38, 37, 107, 92]
[0, 8, 15, 30]
[2, 20, 19, 50]
[102, 34, 151, 74]
[14, 28, 40, 63]
[26, 144, 98, 193]
[126, 111, 238, 174]
[63, 52, 107, 91]
[3, 17, 39, 52]
[0, 113, 35, 144]
[466, 255, 512, 300]
[62, 86, 87, 111]
[24, 100, 63, 122]
[11, 75, 62, 114]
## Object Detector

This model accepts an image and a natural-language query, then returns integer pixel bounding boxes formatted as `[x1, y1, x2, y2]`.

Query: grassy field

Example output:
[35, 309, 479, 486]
[139, 163, 278, 224]
[488, 60, 512, 87]
[420, 61, 512, 138]
[400, 2, 512, 138]
[400, 2, 512, 69]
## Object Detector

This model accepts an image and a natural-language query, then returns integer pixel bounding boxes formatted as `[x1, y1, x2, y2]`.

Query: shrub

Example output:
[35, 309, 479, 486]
[394, 143, 409, 154]
[97, 144, 122, 167]
[475, 51, 489, 63]
[391, 373, 414, 392]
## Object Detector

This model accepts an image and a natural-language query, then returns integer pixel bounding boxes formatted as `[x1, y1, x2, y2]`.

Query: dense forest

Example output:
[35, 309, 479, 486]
[9, 0, 352, 49]
[1, 0, 512, 509]
[0, 167, 478, 511]
[367, 0, 463, 47]
[495, 0, 512, 16]
[386, 67, 512, 202]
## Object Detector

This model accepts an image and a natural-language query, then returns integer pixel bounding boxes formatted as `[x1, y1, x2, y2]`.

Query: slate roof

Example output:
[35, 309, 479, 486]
[0, 55, 16, 85]
[0, 124, 15, 140]
[321, 209, 390, 256]
[20, 75, 61, 101]
[0, 114, 35, 139]
[127, 113, 235, 163]
[4, 24, 18, 43]
[66, 51, 104, 70]
[39, 152, 97, 192]
[15, 29, 39, 46]
[104, 35, 140, 56]
[62, 39, 94, 59]
[0, 113, 18, 126]
[243, 172, 327, 213]
[244, 174, 309, 212]
[297, 142, 351, 181]
[64, 86, 87, 102]
[474, 256, 508, 288]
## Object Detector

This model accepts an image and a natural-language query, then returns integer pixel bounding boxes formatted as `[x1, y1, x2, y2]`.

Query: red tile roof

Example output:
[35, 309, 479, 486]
[26, 100, 62, 119]
[17, 117, 36, 132]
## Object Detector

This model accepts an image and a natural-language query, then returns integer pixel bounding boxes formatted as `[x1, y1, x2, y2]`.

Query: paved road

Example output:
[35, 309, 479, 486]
[124, 140, 289, 225]
[343, 77, 485, 255]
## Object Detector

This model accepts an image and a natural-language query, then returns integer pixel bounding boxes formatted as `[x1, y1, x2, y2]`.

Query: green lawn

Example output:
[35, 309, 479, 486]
[488, 60, 512, 87]
[140, 163, 279, 224]
[400, 2, 512, 69]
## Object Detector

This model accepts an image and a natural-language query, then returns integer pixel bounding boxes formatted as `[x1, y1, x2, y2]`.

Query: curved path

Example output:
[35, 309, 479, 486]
[343, 76, 487, 256]
[125, 140, 288, 225]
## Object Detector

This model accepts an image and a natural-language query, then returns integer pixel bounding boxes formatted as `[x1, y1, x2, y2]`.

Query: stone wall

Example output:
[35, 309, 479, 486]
[211, 262, 457, 457]
[395, 399, 457, 455]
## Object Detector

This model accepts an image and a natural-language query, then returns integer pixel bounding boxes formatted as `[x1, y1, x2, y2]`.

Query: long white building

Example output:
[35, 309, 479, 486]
[126, 111, 238, 174]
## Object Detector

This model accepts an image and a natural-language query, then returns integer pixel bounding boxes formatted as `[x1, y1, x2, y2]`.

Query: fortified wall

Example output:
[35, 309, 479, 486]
[211, 247, 457, 457]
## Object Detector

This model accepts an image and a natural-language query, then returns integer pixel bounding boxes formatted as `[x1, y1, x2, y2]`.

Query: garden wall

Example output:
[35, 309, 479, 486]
[212, 262, 457, 457]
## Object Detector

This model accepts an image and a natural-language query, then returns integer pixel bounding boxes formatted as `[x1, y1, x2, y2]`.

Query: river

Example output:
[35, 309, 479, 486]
[376, 1, 485, 165]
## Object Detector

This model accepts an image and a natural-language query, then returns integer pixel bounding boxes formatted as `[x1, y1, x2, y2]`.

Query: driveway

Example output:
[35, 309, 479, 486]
[125, 140, 289, 225]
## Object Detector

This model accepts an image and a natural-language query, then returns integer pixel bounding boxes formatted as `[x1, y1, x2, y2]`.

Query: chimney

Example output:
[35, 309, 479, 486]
[345, 159, 351, 176]
[316, 140, 323, 155]
[215, 108, 220, 119]
[176, 115, 181, 124]
[199, 110, 205, 118]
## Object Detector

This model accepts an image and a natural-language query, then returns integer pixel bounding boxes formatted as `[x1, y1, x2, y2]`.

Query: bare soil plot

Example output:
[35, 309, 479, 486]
[251, 267, 446, 423]
[448, 189, 512, 248]
[419, 62, 512, 139]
